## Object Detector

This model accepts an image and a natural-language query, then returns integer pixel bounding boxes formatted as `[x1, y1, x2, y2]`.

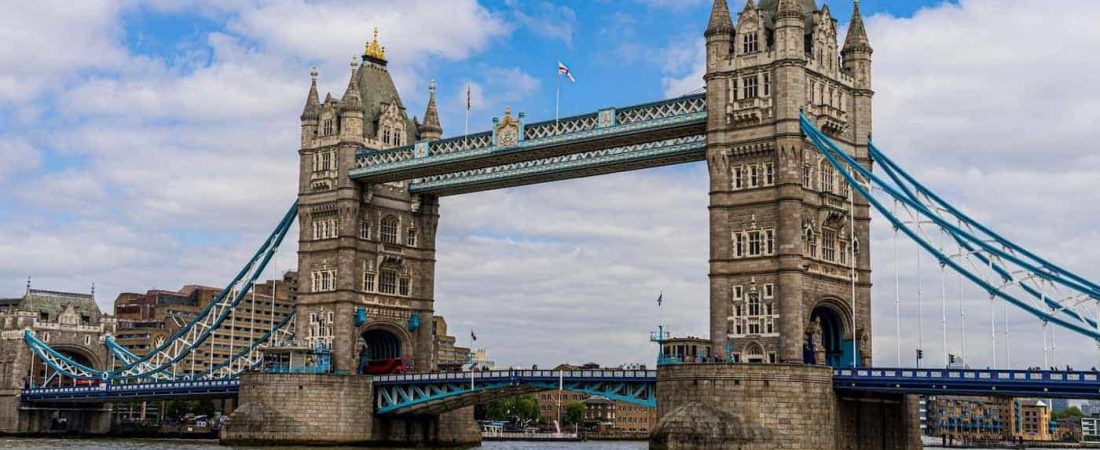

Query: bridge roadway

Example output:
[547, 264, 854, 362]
[350, 94, 707, 195]
[20, 367, 1100, 411]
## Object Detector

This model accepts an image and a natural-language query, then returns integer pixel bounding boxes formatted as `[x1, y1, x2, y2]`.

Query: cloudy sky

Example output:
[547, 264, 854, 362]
[2, 0, 1100, 371]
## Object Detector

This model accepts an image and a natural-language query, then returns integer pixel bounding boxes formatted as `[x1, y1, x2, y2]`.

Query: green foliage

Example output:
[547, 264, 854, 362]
[483, 395, 543, 424]
[1055, 406, 1083, 420]
[563, 402, 585, 425]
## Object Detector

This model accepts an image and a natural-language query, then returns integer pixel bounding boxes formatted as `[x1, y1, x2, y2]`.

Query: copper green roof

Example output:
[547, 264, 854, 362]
[17, 289, 103, 323]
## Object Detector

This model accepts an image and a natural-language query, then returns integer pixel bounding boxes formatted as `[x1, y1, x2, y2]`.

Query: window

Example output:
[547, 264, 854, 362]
[763, 72, 771, 97]
[802, 164, 814, 189]
[742, 76, 758, 99]
[748, 230, 762, 256]
[743, 33, 758, 53]
[383, 126, 391, 145]
[363, 272, 375, 292]
[821, 162, 836, 194]
[822, 228, 837, 262]
[310, 270, 337, 292]
[806, 229, 818, 259]
[764, 163, 775, 186]
[733, 166, 744, 190]
[399, 278, 410, 296]
[763, 283, 774, 299]
[321, 152, 332, 171]
[733, 285, 743, 302]
[393, 127, 404, 146]
[323, 119, 334, 136]
[380, 216, 399, 244]
[359, 220, 371, 240]
[764, 229, 775, 255]
[734, 232, 746, 258]
[313, 217, 338, 240]
[732, 78, 739, 101]
[840, 241, 850, 266]
[749, 164, 760, 188]
[748, 293, 760, 316]
[379, 268, 398, 294]
[406, 227, 417, 247]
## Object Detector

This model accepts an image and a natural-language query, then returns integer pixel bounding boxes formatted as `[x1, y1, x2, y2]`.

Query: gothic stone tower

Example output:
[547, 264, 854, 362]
[296, 30, 443, 373]
[704, 0, 873, 367]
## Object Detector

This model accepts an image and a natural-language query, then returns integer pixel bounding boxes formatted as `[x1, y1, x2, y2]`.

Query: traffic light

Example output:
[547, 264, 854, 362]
[949, 354, 956, 365]
[916, 349, 924, 360]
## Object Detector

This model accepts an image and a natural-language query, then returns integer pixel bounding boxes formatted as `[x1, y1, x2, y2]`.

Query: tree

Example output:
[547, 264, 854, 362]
[482, 395, 543, 425]
[563, 402, 585, 426]
[1055, 406, 1083, 420]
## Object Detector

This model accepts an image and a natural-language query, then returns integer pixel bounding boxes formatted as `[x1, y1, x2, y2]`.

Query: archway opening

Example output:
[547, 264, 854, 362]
[743, 342, 765, 363]
[809, 306, 846, 367]
[359, 328, 406, 374]
[32, 348, 98, 388]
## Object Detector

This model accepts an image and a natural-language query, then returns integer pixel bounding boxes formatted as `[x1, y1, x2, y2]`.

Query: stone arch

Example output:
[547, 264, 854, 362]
[807, 297, 854, 367]
[356, 321, 412, 374]
[742, 341, 765, 363]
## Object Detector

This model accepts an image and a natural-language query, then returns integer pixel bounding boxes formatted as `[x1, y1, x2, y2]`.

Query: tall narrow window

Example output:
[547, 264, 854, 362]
[821, 164, 835, 194]
[802, 164, 813, 189]
[733, 166, 744, 190]
[748, 293, 760, 316]
[763, 73, 771, 97]
[743, 76, 758, 99]
[748, 230, 762, 256]
[321, 152, 332, 171]
[399, 278, 410, 296]
[822, 228, 837, 262]
[733, 285, 744, 302]
[764, 229, 775, 255]
[380, 216, 399, 244]
[734, 232, 746, 258]
[383, 127, 391, 145]
[743, 33, 759, 53]
[406, 227, 417, 247]
[764, 163, 775, 186]
[749, 165, 760, 188]
[323, 119, 334, 136]
[363, 272, 375, 292]
[379, 267, 398, 294]
[359, 220, 371, 240]
[763, 284, 774, 299]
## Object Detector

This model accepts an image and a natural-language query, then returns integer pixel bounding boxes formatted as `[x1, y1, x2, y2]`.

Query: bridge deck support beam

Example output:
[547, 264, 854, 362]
[650, 364, 920, 450]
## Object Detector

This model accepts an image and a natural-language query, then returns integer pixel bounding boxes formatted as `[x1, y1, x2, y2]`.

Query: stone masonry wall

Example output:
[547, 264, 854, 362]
[652, 364, 838, 450]
[221, 372, 373, 445]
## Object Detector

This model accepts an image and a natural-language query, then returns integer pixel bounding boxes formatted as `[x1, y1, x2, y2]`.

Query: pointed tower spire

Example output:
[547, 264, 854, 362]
[842, 0, 872, 55]
[420, 80, 443, 142]
[300, 67, 321, 121]
[705, 0, 733, 36]
[341, 57, 362, 113]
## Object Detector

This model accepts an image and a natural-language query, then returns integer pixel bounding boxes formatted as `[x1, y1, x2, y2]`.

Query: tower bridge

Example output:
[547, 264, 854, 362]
[8, 0, 1100, 448]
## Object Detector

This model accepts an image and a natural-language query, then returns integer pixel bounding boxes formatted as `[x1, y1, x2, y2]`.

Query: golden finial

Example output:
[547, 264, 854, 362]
[364, 27, 387, 62]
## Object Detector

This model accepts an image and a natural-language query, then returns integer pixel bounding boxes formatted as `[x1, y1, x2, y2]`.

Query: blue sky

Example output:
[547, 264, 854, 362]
[4, 0, 1100, 370]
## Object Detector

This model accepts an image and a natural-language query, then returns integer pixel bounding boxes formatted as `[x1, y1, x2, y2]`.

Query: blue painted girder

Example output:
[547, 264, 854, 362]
[373, 369, 657, 415]
[21, 379, 240, 403]
[834, 367, 1100, 399]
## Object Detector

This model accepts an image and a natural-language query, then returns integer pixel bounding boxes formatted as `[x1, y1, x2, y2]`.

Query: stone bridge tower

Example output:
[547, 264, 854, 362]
[704, 0, 873, 367]
[296, 30, 442, 373]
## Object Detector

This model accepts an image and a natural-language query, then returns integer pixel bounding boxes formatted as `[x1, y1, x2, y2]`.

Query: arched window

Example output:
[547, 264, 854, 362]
[393, 126, 403, 146]
[383, 126, 391, 145]
[379, 264, 398, 294]
[380, 216, 399, 244]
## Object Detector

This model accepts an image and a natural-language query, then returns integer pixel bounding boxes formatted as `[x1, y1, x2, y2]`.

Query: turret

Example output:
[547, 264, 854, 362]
[419, 80, 443, 142]
[704, 0, 733, 73]
[774, 0, 806, 61]
[842, 0, 872, 89]
[300, 67, 321, 148]
[340, 58, 364, 142]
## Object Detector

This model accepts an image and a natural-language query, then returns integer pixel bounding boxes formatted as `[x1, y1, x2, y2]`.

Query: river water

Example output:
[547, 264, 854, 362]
[0, 438, 649, 450]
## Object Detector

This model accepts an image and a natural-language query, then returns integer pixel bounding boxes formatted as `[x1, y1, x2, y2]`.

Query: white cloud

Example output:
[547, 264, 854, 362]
[508, 1, 578, 47]
[0, 139, 42, 183]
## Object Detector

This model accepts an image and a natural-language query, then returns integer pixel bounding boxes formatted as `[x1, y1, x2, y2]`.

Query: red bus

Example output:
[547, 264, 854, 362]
[364, 358, 411, 375]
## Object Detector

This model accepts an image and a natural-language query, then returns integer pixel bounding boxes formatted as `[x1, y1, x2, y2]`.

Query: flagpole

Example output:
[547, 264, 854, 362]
[464, 82, 471, 150]
[555, 66, 561, 123]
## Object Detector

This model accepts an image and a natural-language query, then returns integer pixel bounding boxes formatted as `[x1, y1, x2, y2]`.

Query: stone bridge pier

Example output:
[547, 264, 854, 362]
[650, 364, 921, 450]
[220, 373, 479, 447]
